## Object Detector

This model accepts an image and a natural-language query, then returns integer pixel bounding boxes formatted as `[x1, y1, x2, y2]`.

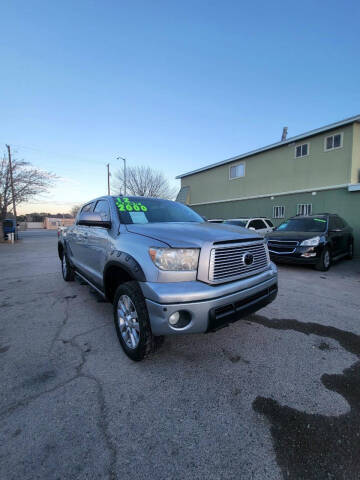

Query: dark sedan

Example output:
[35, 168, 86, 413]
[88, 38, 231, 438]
[266, 214, 353, 271]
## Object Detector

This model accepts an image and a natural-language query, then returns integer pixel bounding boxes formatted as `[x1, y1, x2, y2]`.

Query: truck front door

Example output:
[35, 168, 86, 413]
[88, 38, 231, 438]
[86, 199, 112, 287]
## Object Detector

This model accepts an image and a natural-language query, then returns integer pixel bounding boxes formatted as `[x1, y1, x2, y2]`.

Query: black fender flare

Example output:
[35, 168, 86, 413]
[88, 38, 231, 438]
[104, 253, 146, 283]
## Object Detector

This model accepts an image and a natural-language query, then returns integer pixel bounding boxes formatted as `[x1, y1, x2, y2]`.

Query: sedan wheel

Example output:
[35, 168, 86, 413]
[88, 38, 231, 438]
[346, 242, 354, 260]
[315, 247, 331, 271]
[323, 250, 330, 269]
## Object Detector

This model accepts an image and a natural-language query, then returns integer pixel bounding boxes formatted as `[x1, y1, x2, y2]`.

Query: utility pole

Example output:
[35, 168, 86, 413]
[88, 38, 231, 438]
[116, 156, 127, 195]
[6, 145, 17, 219]
[123, 157, 126, 195]
[106, 163, 110, 195]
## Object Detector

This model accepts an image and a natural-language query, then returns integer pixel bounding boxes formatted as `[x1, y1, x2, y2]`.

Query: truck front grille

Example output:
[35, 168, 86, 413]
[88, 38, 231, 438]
[209, 241, 269, 283]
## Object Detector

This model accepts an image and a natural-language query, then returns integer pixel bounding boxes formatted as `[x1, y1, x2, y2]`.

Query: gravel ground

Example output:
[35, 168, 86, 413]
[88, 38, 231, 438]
[0, 232, 360, 480]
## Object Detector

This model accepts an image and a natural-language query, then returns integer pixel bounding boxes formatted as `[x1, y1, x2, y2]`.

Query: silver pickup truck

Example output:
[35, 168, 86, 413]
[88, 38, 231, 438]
[58, 196, 278, 360]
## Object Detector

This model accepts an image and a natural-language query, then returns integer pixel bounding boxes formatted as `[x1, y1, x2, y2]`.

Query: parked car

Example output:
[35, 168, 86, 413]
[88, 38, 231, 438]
[58, 196, 278, 360]
[266, 213, 353, 271]
[224, 218, 274, 236]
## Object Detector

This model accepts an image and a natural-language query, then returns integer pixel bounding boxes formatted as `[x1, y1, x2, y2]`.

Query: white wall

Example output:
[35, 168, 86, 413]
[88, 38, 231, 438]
[26, 222, 44, 229]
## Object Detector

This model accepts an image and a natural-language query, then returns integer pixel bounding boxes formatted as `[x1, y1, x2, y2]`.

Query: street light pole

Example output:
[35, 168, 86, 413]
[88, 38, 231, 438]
[116, 157, 127, 195]
[106, 163, 110, 195]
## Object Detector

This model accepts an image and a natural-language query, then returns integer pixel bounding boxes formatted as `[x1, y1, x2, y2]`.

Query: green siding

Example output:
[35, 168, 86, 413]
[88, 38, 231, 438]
[182, 124, 354, 205]
[190, 187, 360, 257]
[351, 123, 360, 183]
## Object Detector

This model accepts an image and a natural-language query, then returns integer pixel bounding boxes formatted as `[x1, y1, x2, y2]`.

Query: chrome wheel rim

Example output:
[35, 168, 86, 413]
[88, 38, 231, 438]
[62, 256, 67, 277]
[324, 250, 330, 268]
[117, 295, 140, 349]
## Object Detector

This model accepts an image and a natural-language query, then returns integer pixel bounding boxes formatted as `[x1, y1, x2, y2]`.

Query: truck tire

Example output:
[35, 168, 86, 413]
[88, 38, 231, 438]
[315, 247, 331, 272]
[61, 252, 75, 281]
[113, 281, 159, 361]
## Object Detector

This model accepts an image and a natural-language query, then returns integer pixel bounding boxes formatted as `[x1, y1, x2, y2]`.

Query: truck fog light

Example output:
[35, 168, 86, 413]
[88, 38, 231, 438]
[168, 310, 191, 328]
[169, 311, 180, 325]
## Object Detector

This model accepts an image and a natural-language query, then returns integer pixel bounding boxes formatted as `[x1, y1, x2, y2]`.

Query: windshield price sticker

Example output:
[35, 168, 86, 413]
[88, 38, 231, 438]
[116, 197, 148, 212]
[314, 218, 327, 223]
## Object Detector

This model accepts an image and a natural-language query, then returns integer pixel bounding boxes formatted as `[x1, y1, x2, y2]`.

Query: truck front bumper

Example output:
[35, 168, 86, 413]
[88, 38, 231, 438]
[140, 263, 278, 335]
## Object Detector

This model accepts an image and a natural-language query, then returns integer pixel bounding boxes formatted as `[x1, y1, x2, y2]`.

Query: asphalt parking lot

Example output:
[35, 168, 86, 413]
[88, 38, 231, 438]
[1, 232, 360, 480]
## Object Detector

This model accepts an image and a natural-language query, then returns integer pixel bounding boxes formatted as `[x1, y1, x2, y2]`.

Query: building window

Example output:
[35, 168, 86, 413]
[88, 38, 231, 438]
[324, 133, 343, 151]
[273, 206, 285, 219]
[295, 143, 309, 158]
[297, 204, 312, 216]
[229, 163, 245, 179]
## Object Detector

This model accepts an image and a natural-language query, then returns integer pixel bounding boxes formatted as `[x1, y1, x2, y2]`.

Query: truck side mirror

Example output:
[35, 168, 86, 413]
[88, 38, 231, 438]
[78, 212, 111, 229]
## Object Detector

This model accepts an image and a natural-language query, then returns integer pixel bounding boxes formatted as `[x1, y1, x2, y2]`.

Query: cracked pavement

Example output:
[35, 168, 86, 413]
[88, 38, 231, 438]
[1, 230, 360, 479]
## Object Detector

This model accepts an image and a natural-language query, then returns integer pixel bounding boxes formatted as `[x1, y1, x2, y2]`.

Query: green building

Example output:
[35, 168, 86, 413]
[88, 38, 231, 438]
[176, 115, 360, 256]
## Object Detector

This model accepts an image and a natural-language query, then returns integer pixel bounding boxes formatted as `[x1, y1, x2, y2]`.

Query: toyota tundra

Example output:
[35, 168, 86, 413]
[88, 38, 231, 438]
[58, 196, 278, 360]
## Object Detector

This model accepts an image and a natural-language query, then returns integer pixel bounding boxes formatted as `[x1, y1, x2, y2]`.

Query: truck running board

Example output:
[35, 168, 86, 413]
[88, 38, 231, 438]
[75, 271, 106, 298]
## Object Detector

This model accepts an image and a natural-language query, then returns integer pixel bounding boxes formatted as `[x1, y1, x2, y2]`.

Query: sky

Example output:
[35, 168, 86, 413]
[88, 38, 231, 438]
[1, 0, 359, 214]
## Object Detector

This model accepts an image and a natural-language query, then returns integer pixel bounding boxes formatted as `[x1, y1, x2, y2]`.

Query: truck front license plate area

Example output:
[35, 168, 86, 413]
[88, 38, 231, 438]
[207, 284, 278, 332]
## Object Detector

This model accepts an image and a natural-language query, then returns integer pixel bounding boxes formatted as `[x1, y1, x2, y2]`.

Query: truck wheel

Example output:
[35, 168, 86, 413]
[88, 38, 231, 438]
[315, 247, 331, 272]
[61, 253, 75, 281]
[113, 281, 159, 361]
[346, 241, 354, 260]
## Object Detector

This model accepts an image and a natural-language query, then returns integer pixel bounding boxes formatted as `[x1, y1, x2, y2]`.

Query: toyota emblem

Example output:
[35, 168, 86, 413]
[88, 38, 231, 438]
[243, 252, 254, 266]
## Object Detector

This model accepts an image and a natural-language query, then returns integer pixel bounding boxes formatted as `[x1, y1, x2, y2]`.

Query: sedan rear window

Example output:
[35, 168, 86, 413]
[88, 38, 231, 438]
[113, 197, 204, 224]
[276, 218, 327, 232]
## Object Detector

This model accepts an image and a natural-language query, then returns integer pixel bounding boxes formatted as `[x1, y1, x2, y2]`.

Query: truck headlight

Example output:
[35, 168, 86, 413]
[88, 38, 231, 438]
[300, 236, 320, 247]
[149, 248, 200, 271]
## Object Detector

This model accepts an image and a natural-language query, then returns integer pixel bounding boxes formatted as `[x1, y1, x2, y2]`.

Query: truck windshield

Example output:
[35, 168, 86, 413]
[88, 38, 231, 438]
[113, 197, 204, 224]
[276, 217, 327, 232]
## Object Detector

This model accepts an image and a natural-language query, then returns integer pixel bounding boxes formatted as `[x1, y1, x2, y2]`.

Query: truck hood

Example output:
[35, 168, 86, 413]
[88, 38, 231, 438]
[125, 222, 261, 248]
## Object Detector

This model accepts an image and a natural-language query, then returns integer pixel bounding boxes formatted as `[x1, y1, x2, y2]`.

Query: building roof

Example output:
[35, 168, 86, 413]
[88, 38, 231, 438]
[176, 114, 360, 179]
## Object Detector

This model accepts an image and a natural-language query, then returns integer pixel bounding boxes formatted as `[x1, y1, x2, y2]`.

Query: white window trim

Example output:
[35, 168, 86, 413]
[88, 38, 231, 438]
[324, 132, 343, 152]
[229, 162, 246, 180]
[294, 142, 310, 159]
[273, 206, 285, 219]
[296, 203, 312, 216]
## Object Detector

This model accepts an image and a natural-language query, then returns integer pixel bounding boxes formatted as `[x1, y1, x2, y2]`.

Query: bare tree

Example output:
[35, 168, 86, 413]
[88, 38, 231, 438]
[70, 204, 82, 218]
[0, 153, 56, 241]
[112, 165, 177, 199]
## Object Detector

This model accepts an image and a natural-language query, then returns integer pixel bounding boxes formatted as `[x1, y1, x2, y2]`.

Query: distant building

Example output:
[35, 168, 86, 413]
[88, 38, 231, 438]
[44, 217, 75, 229]
[176, 115, 360, 255]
